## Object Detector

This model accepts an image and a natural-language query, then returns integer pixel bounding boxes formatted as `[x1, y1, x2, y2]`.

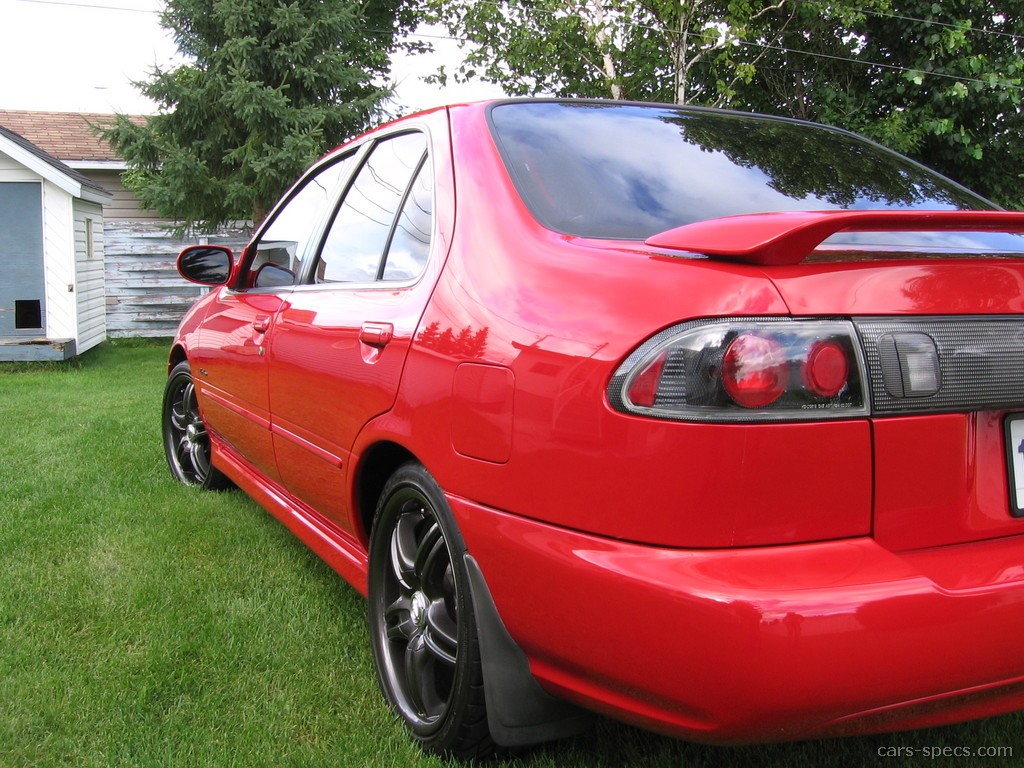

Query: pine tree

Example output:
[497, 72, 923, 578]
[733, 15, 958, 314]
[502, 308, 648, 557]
[100, 0, 412, 233]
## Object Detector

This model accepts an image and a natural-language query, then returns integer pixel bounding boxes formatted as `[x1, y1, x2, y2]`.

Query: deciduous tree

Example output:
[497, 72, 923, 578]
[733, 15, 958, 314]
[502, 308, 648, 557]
[425, 0, 807, 105]
[425, 0, 1024, 207]
[736, 1, 1024, 207]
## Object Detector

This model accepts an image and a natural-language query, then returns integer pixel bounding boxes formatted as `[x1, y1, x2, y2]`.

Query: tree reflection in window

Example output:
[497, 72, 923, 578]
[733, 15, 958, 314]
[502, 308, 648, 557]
[490, 102, 1024, 255]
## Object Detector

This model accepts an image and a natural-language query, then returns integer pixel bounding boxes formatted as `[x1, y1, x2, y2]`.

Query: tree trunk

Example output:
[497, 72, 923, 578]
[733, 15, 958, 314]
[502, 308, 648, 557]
[589, 0, 623, 99]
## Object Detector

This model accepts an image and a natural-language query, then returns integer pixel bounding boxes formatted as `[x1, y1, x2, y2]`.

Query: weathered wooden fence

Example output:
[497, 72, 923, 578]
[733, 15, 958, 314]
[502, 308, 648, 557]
[104, 221, 249, 338]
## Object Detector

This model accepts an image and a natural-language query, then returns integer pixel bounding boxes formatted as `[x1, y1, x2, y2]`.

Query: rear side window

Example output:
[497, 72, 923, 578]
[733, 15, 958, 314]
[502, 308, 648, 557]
[382, 163, 433, 281]
[489, 102, 1024, 255]
[315, 132, 430, 283]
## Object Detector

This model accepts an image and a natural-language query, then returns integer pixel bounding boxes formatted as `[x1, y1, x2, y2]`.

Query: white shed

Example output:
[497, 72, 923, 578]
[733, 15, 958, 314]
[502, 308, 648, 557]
[0, 126, 112, 361]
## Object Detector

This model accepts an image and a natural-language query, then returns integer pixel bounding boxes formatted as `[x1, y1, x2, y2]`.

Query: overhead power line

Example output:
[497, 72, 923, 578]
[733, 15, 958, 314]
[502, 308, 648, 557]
[14, 0, 1024, 46]
[800, 1, 1024, 44]
[13, 0, 156, 13]
[14, 0, 1024, 93]
[407, 0, 1023, 92]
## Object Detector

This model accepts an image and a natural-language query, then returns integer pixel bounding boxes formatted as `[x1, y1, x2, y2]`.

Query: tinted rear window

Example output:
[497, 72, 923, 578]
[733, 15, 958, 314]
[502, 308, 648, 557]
[489, 102, 1024, 254]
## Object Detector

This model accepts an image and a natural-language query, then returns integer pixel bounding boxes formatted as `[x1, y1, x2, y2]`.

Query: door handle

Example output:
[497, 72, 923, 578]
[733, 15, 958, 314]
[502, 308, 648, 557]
[253, 315, 271, 334]
[360, 321, 394, 347]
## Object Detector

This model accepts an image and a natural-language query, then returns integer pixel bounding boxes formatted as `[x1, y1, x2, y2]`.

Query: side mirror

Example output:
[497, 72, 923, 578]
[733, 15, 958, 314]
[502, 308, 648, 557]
[177, 245, 234, 286]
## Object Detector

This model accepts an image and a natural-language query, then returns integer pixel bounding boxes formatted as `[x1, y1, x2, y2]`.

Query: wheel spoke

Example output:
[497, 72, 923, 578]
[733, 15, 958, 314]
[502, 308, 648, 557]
[390, 514, 422, 591]
[416, 522, 447, 597]
[170, 401, 189, 432]
[423, 599, 458, 665]
[403, 634, 437, 720]
[190, 440, 210, 479]
[385, 596, 415, 642]
[175, 434, 192, 468]
[181, 381, 197, 418]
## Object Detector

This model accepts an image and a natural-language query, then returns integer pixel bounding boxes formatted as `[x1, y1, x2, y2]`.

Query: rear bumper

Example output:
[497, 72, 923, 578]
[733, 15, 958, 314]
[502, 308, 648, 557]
[450, 496, 1024, 743]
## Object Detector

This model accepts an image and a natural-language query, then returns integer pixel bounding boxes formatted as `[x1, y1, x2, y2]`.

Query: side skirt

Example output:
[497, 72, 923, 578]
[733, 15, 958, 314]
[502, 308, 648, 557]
[212, 438, 370, 595]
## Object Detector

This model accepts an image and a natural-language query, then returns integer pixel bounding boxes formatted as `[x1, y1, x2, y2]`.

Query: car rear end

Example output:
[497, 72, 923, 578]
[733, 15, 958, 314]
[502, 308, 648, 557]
[439, 100, 1024, 743]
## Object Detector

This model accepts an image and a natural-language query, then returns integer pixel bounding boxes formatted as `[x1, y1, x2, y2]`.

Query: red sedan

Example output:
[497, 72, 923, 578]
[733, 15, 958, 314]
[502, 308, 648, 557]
[163, 99, 1024, 757]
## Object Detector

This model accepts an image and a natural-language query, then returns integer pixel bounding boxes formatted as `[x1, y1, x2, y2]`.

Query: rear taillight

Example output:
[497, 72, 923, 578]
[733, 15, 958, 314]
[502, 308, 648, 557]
[610, 319, 869, 422]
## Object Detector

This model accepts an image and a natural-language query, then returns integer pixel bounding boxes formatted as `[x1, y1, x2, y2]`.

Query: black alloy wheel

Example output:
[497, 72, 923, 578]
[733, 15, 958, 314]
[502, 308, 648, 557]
[368, 462, 493, 758]
[162, 361, 229, 490]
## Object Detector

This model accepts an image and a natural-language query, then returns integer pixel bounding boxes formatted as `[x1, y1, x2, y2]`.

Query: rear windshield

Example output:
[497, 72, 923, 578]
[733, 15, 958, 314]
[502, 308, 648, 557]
[489, 101, 1024, 255]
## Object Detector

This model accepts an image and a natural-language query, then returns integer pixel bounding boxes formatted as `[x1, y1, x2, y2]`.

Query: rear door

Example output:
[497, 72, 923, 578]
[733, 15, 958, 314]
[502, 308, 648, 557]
[267, 127, 441, 532]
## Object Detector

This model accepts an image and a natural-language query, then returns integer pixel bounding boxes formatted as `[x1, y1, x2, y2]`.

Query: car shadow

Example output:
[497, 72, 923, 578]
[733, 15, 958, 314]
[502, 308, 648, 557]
[502, 711, 1024, 767]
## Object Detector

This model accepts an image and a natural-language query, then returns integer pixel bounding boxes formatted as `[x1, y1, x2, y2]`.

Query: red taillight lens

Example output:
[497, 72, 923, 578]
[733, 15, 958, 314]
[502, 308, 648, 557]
[803, 340, 849, 398]
[722, 334, 787, 407]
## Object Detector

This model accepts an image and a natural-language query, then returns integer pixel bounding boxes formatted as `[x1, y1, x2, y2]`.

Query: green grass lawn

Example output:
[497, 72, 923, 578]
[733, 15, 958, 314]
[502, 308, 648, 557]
[1, 340, 1020, 767]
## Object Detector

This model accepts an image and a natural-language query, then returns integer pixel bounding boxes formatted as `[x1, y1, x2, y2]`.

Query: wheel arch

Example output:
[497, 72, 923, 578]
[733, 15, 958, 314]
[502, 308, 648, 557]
[168, 343, 187, 374]
[353, 440, 418, 546]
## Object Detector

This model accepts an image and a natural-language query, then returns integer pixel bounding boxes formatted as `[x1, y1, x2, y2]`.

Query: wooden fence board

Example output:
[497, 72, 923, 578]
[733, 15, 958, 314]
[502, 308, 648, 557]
[103, 220, 249, 338]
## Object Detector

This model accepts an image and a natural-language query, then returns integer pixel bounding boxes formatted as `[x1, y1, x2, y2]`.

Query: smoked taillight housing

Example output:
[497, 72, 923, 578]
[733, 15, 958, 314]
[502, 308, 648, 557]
[611, 319, 869, 422]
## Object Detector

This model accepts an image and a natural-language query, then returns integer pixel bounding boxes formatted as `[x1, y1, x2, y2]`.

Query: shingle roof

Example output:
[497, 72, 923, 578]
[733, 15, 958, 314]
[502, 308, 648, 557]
[0, 110, 146, 163]
[0, 124, 110, 197]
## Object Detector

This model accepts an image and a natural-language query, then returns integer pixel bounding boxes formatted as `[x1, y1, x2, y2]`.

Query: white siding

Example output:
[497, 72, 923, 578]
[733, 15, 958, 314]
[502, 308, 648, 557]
[73, 199, 107, 352]
[0, 155, 40, 181]
[82, 169, 162, 221]
[41, 180, 77, 342]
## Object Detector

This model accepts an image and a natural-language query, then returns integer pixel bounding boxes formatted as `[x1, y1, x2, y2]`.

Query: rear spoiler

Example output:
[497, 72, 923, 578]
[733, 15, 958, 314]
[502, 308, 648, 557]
[645, 210, 1024, 267]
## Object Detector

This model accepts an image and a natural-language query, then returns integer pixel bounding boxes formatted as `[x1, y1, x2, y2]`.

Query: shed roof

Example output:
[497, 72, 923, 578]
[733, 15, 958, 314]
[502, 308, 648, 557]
[0, 110, 145, 164]
[0, 125, 112, 204]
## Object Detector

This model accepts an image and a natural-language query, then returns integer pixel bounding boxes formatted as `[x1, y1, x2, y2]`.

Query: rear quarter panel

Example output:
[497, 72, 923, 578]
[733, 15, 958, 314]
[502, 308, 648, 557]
[358, 104, 872, 548]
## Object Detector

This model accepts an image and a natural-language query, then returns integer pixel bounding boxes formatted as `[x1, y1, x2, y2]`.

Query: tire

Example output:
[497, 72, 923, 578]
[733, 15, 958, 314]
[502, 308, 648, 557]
[162, 361, 230, 490]
[368, 462, 494, 758]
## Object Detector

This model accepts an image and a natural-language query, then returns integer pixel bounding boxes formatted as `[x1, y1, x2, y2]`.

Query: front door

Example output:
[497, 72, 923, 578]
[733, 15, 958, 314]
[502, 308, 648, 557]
[191, 154, 354, 482]
[0, 182, 45, 338]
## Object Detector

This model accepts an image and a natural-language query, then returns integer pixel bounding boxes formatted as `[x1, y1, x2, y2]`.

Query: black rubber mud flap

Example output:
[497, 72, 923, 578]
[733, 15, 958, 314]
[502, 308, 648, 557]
[464, 554, 595, 747]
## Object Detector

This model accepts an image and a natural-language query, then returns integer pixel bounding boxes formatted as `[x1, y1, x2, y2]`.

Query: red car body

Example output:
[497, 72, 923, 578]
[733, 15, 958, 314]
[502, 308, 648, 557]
[165, 99, 1024, 753]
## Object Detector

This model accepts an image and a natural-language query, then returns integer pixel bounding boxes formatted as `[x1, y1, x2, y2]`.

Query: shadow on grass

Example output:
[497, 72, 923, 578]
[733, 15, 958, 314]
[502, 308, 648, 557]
[508, 710, 1023, 768]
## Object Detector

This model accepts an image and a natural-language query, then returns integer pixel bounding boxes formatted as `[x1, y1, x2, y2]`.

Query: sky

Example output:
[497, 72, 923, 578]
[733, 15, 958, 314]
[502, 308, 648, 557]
[0, 0, 503, 115]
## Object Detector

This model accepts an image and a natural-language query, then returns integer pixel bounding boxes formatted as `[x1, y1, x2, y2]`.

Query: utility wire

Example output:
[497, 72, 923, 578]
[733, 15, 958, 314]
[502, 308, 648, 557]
[445, 0, 1024, 48]
[14, 0, 1024, 46]
[14, 0, 1024, 92]
[13, 0, 155, 13]
[798, 0, 1024, 44]
[404, 1, 1024, 92]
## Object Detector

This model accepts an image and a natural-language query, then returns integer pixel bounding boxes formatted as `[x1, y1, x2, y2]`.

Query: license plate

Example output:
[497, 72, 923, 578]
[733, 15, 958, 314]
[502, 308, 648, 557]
[1005, 416, 1024, 517]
